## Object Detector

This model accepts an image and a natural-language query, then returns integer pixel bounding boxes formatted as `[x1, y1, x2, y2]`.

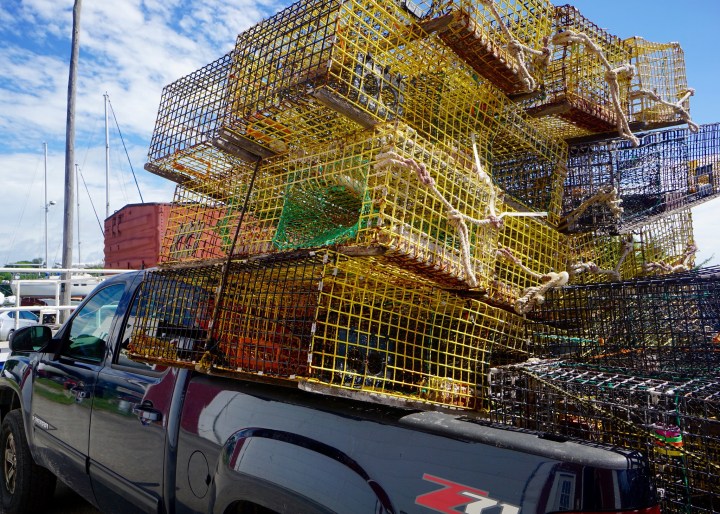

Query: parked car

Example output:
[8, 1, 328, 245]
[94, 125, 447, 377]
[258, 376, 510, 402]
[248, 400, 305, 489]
[0, 310, 39, 341]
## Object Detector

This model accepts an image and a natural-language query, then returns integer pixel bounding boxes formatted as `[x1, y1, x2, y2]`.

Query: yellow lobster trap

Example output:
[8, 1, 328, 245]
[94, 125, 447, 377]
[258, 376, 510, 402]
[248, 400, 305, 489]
[144, 54, 261, 184]
[160, 123, 504, 290]
[404, 0, 554, 95]
[126, 250, 528, 410]
[625, 37, 695, 131]
[523, 5, 633, 142]
[566, 208, 696, 285]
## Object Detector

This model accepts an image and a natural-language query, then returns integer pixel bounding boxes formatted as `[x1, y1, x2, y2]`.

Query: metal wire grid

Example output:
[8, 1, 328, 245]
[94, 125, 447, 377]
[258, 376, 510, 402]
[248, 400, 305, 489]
[522, 4, 632, 138]
[127, 250, 529, 409]
[488, 360, 720, 513]
[144, 54, 246, 184]
[125, 265, 219, 367]
[489, 208, 568, 308]
[403, 0, 555, 95]
[158, 171, 276, 264]
[566, 209, 695, 286]
[566, 232, 640, 284]
[564, 123, 720, 233]
[529, 266, 720, 376]
[306, 252, 503, 409]
[626, 37, 691, 129]
[190, 124, 501, 289]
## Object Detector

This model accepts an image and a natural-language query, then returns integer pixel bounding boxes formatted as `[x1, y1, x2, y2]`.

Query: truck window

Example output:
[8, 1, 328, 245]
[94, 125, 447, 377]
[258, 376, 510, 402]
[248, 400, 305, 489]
[115, 274, 210, 372]
[64, 284, 125, 362]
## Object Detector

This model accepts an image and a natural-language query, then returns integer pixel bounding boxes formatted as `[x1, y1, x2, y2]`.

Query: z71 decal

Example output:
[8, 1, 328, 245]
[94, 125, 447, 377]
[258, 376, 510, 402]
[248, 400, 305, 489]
[416, 474, 520, 514]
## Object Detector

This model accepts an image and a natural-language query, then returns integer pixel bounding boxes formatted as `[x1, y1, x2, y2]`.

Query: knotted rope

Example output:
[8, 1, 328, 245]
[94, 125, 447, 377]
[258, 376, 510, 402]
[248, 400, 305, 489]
[478, 0, 551, 93]
[551, 30, 639, 146]
[571, 235, 634, 282]
[643, 242, 697, 274]
[374, 136, 546, 289]
[629, 88, 699, 133]
[496, 246, 569, 315]
[374, 150, 501, 288]
[560, 185, 624, 231]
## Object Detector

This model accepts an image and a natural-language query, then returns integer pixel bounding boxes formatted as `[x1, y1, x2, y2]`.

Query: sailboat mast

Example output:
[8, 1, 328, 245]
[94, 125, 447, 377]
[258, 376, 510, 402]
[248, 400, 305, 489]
[76, 163, 81, 265]
[104, 92, 110, 220]
[44, 142, 49, 269]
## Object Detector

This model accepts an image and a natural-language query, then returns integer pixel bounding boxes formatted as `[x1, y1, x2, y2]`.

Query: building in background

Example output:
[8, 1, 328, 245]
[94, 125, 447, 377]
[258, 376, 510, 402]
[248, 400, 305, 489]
[104, 203, 171, 270]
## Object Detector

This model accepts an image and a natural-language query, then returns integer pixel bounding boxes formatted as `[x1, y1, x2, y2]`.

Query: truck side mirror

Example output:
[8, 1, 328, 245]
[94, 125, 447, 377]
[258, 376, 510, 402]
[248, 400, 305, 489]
[10, 325, 53, 353]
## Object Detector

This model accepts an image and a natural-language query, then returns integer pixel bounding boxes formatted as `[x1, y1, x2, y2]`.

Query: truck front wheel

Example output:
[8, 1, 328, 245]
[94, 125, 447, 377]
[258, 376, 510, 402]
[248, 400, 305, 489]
[1, 410, 56, 513]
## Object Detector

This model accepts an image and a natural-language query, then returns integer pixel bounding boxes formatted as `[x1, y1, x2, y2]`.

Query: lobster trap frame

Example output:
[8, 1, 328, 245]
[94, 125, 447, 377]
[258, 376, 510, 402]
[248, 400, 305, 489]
[128, 250, 528, 409]
[405, 0, 554, 95]
[530, 266, 720, 376]
[626, 37, 693, 130]
[523, 5, 632, 139]
[489, 360, 720, 514]
[566, 209, 696, 285]
[563, 123, 720, 233]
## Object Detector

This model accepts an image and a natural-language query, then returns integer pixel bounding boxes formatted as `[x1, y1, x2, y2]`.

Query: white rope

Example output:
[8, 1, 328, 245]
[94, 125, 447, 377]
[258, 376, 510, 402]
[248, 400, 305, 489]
[629, 87, 699, 133]
[551, 30, 639, 146]
[375, 150, 500, 288]
[643, 243, 697, 274]
[496, 246, 569, 314]
[477, 0, 550, 93]
[374, 137, 546, 289]
[571, 235, 634, 282]
[560, 185, 624, 230]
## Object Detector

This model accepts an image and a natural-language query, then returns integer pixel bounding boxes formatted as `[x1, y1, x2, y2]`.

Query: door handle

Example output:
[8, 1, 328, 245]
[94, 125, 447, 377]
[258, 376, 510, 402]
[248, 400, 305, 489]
[132, 403, 163, 424]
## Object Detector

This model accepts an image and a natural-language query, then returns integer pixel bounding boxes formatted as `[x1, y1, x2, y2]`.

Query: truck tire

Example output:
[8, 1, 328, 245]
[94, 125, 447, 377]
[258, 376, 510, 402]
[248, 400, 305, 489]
[1, 409, 57, 514]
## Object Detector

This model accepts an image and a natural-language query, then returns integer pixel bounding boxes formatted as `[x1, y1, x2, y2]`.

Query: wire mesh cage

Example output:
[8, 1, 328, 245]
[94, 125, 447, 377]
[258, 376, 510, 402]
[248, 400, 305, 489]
[225, 0, 568, 161]
[626, 37, 693, 130]
[522, 5, 632, 140]
[126, 250, 529, 409]
[158, 169, 280, 265]
[401, 0, 554, 95]
[563, 123, 720, 233]
[566, 209, 696, 285]
[144, 53, 261, 184]
[304, 251, 526, 409]
[489, 209, 568, 313]
[528, 266, 720, 376]
[196, 123, 502, 290]
[489, 109, 569, 221]
[489, 360, 720, 514]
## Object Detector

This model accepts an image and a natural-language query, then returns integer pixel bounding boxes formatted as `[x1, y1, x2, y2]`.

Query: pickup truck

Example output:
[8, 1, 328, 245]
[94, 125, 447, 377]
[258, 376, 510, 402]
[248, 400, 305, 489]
[0, 270, 660, 514]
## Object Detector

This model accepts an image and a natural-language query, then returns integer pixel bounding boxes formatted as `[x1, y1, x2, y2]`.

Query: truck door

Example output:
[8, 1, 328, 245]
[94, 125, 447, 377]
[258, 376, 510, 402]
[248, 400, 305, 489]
[30, 281, 128, 504]
[88, 274, 180, 514]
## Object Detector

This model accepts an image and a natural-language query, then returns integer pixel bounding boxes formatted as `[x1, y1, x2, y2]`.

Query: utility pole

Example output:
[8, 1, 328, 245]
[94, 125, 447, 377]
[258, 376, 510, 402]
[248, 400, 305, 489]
[62, 0, 82, 319]
[76, 163, 81, 266]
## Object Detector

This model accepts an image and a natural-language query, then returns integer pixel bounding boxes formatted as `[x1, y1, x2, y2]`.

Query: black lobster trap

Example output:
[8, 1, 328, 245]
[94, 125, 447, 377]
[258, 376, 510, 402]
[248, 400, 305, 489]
[528, 266, 720, 376]
[489, 360, 720, 514]
[563, 123, 720, 234]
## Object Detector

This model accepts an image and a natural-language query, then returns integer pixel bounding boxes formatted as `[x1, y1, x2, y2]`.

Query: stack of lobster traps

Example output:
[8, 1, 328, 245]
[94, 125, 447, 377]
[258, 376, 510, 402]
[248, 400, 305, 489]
[136, 0, 718, 509]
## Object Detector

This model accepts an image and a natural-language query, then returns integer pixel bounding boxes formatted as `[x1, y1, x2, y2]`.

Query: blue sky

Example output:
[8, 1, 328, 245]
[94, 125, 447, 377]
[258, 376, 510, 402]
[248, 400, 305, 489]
[0, 0, 718, 266]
